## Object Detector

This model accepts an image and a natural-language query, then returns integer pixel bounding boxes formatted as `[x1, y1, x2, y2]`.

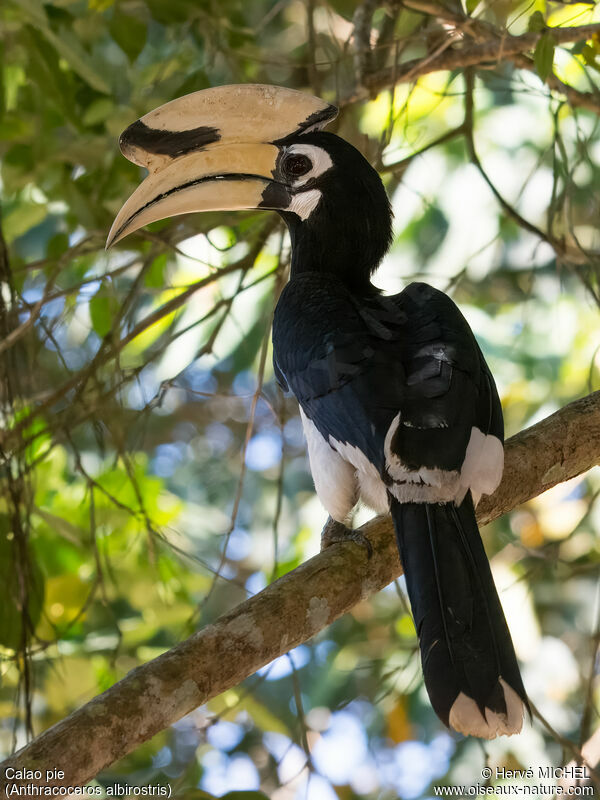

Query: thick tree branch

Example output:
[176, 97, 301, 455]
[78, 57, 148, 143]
[1, 392, 600, 791]
[402, 1, 600, 116]
[352, 0, 378, 87]
[345, 23, 600, 103]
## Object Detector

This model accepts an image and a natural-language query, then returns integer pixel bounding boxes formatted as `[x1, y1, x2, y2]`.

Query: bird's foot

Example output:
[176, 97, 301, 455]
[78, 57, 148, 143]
[320, 517, 373, 559]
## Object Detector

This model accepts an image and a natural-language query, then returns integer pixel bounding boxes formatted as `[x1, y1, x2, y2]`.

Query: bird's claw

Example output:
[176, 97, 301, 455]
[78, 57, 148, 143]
[320, 517, 373, 559]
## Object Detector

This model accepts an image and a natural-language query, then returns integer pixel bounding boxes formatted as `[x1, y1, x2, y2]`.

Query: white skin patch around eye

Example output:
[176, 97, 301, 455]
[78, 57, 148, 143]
[282, 143, 333, 187]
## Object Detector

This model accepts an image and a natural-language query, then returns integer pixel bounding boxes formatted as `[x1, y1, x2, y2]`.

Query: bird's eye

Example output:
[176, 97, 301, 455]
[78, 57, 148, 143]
[282, 153, 313, 178]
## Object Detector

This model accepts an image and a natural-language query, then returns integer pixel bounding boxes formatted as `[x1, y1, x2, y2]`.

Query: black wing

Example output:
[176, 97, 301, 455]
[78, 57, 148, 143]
[272, 275, 502, 481]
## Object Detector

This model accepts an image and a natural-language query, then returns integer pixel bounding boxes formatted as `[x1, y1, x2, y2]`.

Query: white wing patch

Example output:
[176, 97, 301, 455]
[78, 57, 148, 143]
[458, 426, 504, 506]
[299, 409, 357, 522]
[384, 413, 461, 502]
[300, 408, 503, 518]
[328, 438, 389, 515]
[299, 409, 389, 519]
[384, 414, 503, 505]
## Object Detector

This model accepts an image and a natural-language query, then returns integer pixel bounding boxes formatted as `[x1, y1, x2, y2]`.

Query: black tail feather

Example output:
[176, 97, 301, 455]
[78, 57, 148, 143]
[390, 494, 528, 737]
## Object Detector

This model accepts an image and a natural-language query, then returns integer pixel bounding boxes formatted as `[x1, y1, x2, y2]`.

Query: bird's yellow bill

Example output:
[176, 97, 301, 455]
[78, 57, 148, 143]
[106, 84, 337, 248]
[107, 143, 281, 247]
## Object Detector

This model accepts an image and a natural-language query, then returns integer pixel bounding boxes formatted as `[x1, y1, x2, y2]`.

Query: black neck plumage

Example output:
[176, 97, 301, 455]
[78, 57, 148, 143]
[278, 144, 393, 296]
[282, 211, 384, 296]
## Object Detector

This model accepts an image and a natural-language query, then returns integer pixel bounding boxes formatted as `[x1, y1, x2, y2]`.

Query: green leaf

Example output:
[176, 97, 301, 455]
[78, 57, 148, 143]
[89, 0, 116, 9]
[82, 98, 115, 127]
[466, 0, 480, 14]
[50, 26, 111, 94]
[19, 0, 111, 94]
[229, 313, 268, 373]
[145, 0, 192, 24]
[0, 114, 34, 141]
[46, 232, 70, 259]
[534, 31, 556, 81]
[398, 205, 448, 261]
[89, 283, 120, 338]
[221, 793, 270, 800]
[0, 42, 5, 120]
[2, 201, 47, 243]
[109, 11, 147, 63]
[33, 508, 86, 547]
[581, 43, 600, 73]
[20, 26, 78, 125]
[144, 253, 168, 288]
[570, 40, 588, 56]
[528, 10, 546, 33]
[22, 410, 51, 461]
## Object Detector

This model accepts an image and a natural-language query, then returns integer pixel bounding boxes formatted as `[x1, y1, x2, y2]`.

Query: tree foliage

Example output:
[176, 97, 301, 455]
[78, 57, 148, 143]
[1, 0, 600, 797]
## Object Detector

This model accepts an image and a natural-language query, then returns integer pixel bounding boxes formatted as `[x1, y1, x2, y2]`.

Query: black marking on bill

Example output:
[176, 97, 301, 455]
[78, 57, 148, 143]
[299, 104, 338, 132]
[109, 174, 287, 246]
[119, 120, 221, 159]
[273, 104, 338, 145]
[259, 181, 291, 210]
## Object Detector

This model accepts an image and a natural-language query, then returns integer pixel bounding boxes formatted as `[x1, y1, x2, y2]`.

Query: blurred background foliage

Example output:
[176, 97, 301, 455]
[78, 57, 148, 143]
[1, 0, 600, 797]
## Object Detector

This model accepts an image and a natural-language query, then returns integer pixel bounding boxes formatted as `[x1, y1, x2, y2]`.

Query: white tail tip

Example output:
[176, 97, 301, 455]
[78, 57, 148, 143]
[448, 678, 525, 739]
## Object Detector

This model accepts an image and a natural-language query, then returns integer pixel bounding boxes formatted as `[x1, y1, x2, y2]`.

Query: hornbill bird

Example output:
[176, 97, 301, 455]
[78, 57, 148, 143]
[108, 84, 528, 738]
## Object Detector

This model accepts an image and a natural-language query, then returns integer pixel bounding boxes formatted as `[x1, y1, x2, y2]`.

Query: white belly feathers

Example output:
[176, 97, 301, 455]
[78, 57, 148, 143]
[299, 408, 503, 522]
